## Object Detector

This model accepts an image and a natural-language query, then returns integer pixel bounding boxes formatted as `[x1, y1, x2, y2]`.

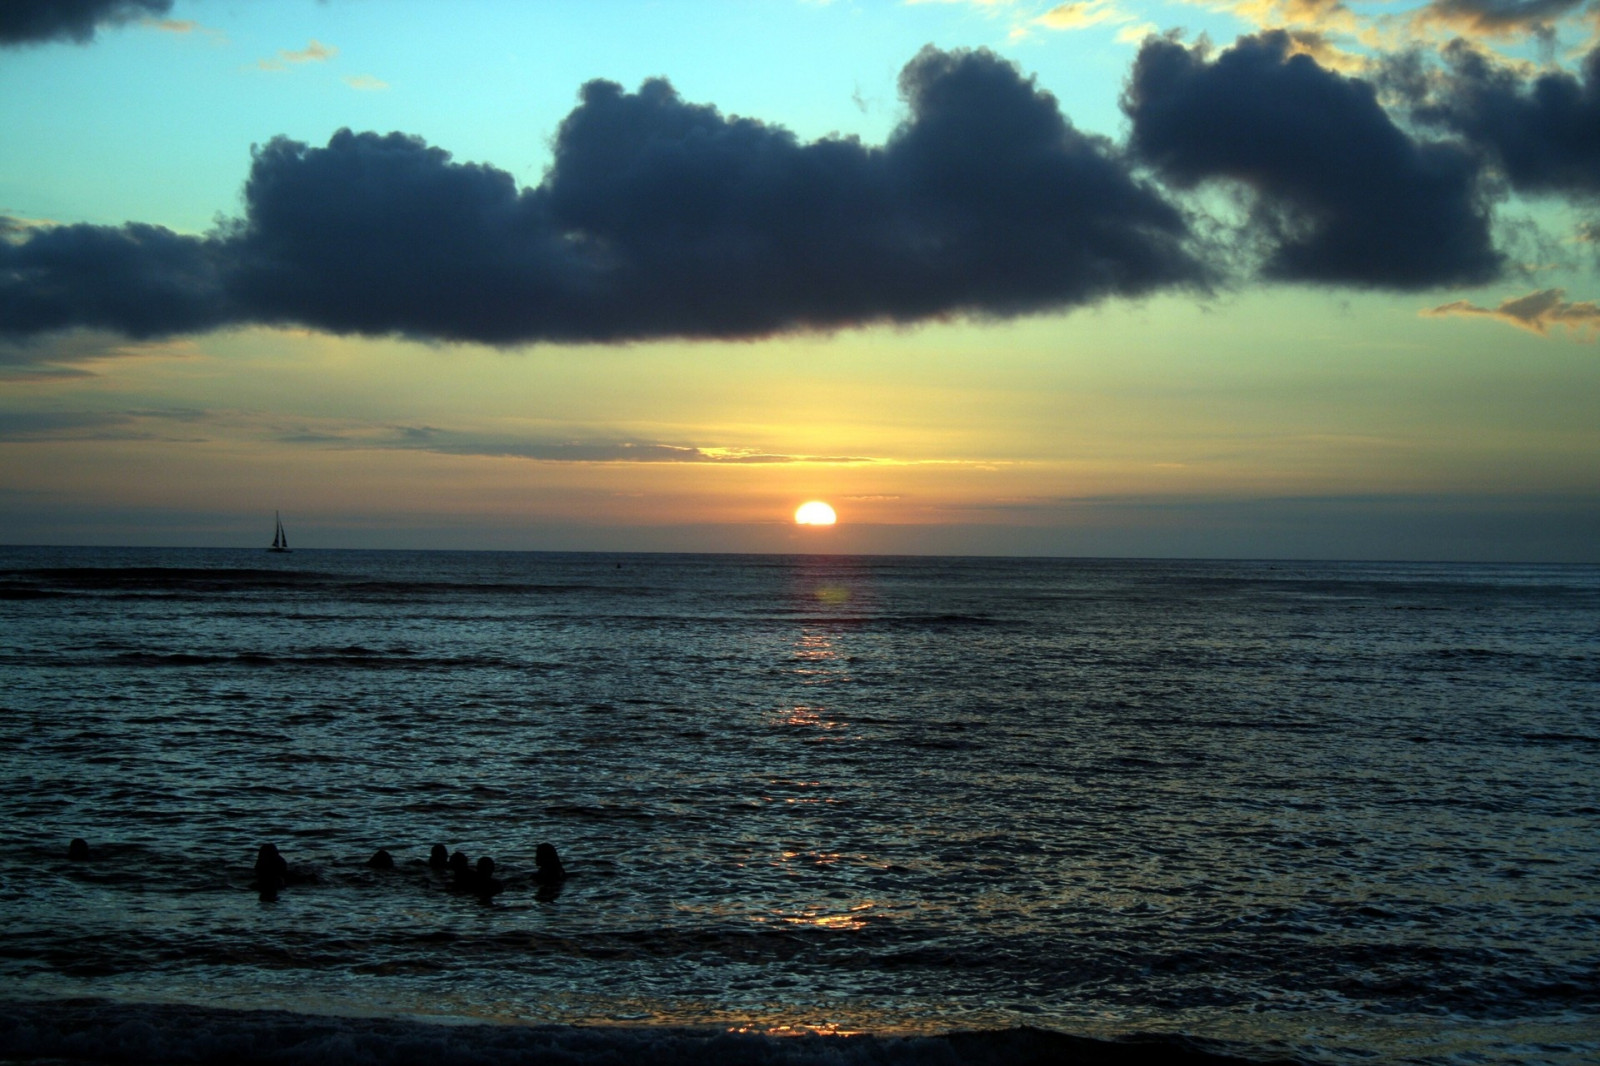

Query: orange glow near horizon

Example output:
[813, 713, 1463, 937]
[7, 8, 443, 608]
[794, 500, 837, 525]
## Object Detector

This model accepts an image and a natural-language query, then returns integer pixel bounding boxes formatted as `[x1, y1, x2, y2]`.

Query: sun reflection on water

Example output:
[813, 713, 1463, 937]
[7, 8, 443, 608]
[754, 899, 878, 933]
[727, 1022, 866, 1037]
[776, 705, 846, 729]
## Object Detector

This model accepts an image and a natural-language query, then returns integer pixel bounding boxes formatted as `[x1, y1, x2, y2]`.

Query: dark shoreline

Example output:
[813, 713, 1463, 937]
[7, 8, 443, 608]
[0, 999, 1303, 1066]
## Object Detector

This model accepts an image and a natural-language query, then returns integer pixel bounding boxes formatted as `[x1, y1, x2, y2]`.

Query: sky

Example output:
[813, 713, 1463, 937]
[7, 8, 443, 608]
[1, 0, 1597, 561]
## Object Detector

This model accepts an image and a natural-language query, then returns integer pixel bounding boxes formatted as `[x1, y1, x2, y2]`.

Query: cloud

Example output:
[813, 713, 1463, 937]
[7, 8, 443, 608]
[0, 409, 133, 440]
[1424, 286, 1600, 335]
[0, 406, 207, 442]
[2, 46, 1204, 345]
[1189, 0, 1592, 57]
[0, 364, 95, 381]
[258, 38, 337, 71]
[1272, 28, 1370, 72]
[1403, 41, 1600, 197]
[0, 403, 887, 461]
[284, 39, 335, 63]
[1410, 0, 1588, 40]
[1216, 0, 1356, 30]
[344, 74, 389, 91]
[0, 221, 233, 338]
[147, 17, 226, 44]
[920, 0, 1140, 41]
[385, 426, 883, 464]
[1178, 0, 1362, 39]
[0, 0, 171, 45]
[0, 214, 57, 237]
[0, 333, 203, 389]
[1035, 0, 1128, 31]
[424, 440, 883, 464]
[1124, 31, 1503, 288]
[271, 421, 885, 464]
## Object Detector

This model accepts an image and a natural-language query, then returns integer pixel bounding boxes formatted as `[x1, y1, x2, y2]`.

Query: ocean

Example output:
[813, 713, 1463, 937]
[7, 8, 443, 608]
[1, 547, 1595, 1064]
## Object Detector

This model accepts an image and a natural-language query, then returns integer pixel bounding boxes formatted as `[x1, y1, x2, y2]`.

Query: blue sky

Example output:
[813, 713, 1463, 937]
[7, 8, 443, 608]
[2, 0, 1597, 560]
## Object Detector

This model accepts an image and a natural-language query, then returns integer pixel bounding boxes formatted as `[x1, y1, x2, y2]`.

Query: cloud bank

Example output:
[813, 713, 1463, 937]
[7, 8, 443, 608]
[0, 222, 233, 338]
[2, 47, 1203, 346]
[373, 426, 882, 465]
[1124, 32, 1502, 289]
[1404, 41, 1600, 197]
[1410, 0, 1588, 39]
[0, 0, 171, 45]
[5, 36, 1600, 347]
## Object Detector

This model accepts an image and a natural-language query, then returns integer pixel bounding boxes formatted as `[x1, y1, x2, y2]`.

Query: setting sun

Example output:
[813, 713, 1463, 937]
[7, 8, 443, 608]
[794, 501, 837, 526]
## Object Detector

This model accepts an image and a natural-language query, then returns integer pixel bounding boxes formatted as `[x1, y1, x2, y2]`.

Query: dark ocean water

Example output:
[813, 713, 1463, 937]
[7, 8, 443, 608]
[0, 547, 1596, 1065]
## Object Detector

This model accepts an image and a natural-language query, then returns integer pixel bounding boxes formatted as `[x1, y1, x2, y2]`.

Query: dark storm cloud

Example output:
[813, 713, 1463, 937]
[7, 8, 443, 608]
[0, 0, 172, 45]
[222, 130, 571, 343]
[530, 45, 1201, 336]
[1405, 42, 1600, 198]
[1, 46, 1204, 345]
[0, 221, 232, 338]
[1124, 32, 1503, 289]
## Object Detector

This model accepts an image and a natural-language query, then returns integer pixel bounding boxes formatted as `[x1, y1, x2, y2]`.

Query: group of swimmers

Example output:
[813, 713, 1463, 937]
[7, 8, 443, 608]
[268, 841, 566, 902]
[66, 836, 565, 904]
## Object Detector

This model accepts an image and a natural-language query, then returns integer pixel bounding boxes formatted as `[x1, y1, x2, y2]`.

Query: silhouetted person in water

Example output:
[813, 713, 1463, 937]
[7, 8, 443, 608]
[447, 850, 475, 892]
[68, 838, 91, 861]
[474, 856, 504, 900]
[428, 844, 449, 870]
[534, 842, 566, 885]
[255, 843, 288, 902]
[366, 848, 395, 870]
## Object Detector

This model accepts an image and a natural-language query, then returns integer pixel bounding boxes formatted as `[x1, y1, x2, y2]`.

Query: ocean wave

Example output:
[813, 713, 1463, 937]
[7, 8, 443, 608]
[542, 804, 659, 821]
[4, 550, 1597, 1066]
[0, 999, 1295, 1066]
[0, 567, 614, 601]
[99, 648, 523, 671]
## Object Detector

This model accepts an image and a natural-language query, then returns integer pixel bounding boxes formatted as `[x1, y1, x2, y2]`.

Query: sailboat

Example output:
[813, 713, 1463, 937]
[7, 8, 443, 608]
[268, 511, 291, 553]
